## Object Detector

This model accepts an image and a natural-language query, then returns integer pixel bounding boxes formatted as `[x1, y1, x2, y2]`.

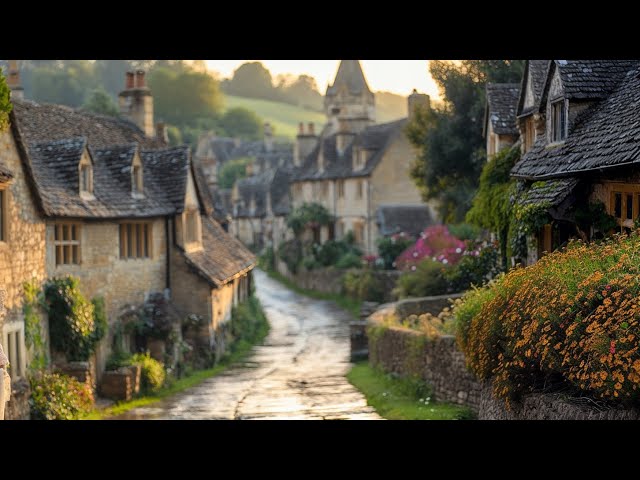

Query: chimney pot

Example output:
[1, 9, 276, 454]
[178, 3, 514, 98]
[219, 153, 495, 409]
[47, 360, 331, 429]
[135, 70, 146, 88]
[156, 122, 168, 144]
[298, 122, 304, 135]
[308, 122, 315, 135]
[126, 71, 135, 89]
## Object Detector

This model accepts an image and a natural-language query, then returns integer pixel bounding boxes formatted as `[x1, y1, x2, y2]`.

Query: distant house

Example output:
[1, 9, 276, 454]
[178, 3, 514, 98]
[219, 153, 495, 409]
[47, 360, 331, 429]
[1, 66, 255, 383]
[288, 61, 436, 253]
[511, 60, 640, 263]
[483, 83, 519, 157]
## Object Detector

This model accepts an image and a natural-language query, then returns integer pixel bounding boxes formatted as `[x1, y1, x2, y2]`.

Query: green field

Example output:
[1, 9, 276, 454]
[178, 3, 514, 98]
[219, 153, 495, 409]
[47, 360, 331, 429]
[223, 95, 327, 140]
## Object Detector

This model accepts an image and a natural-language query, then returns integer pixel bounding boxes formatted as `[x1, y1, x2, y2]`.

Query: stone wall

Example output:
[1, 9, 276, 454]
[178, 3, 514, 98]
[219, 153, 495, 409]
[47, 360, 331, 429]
[367, 304, 481, 411]
[4, 378, 31, 420]
[276, 262, 401, 303]
[366, 298, 640, 420]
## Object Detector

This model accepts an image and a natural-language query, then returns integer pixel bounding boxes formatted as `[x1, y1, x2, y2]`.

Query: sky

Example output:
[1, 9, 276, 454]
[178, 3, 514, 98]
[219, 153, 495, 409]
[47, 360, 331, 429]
[204, 60, 440, 99]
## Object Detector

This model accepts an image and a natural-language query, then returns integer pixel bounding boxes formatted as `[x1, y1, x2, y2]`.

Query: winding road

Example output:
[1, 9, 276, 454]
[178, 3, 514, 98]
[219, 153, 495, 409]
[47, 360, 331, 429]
[115, 269, 380, 420]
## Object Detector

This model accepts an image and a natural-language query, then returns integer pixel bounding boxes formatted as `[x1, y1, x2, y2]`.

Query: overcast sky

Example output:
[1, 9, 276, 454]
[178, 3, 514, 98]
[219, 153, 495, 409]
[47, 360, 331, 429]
[204, 60, 440, 99]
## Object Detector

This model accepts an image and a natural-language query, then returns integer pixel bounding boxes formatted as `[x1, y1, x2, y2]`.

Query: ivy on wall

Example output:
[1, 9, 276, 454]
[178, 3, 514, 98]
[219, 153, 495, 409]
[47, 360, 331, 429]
[23, 281, 48, 371]
[0, 71, 12, 131]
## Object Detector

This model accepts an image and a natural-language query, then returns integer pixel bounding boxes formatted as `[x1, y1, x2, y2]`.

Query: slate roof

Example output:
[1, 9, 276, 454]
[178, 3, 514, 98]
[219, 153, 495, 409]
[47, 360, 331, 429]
[213, 188, 233, 217]
[486, 83, 519, 136]
[517, 60, 550, 117]
[550, 60, 639, 101]
[376, 205, 434, 238]
[517, 178, 579, 207]
[512, 64, 640, 180]
[236, 172, 269, 218]
[182, 216, 255, 287]
[196, 135, 293, 170]
[326, 60, 372, 97]
[293, 118, 407, 181]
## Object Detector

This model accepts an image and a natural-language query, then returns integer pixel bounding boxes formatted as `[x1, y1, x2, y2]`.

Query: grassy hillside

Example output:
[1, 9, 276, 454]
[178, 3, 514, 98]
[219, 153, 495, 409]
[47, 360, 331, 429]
[223, 92, 410, 140]
[223, 95, 326, 140]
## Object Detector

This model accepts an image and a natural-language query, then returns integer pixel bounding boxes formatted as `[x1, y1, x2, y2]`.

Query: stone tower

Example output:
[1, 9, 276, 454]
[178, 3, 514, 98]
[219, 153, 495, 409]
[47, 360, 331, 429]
[118, 70, 154, 137]
[324, 60, 375, 135]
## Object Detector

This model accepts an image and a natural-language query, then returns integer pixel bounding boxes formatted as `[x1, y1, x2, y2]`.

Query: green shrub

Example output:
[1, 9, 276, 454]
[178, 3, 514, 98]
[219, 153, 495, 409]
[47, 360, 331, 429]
[286, 202, 332, 237]
[105, 350, 132, 372]
[394, 259, 449, 299]
[376, 235, 414, 270]
[444, 244, 501, 292]
[335, 252, 362, 269]
[302, 255, 320, 271]
[29, 372, 94, 420]
[230, 296, 270, 348]
[130, 352, 166, 393]
[44, 277, 106, 361]
[343, 270, 385, 302]
[258, 246, 275, 271]
[447, 223, 482, 241]
[278, 238, 303, 274]
[315, 240, 351, 266]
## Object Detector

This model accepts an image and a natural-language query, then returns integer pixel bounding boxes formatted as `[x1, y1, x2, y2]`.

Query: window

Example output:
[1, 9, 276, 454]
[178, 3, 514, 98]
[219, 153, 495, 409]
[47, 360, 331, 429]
[54, 224, 80, 265]
[524, 119, 536, 153]
[356, 180, 363, 199]
[360, 149, 368, 167]
[337, 180, 345, 198]
[185, 210, 199, 243]
[321, 182, 328, 196]
[120, 222, 151, 259]
[3, 322, 26, 380]
[0, 189, 6, 242]
[132, 165, 143, 194]
[608, 184, 640, 229]
[79, 164, 92, 194]
[354, 223, 364, 245]
[551, 100, 566, 142]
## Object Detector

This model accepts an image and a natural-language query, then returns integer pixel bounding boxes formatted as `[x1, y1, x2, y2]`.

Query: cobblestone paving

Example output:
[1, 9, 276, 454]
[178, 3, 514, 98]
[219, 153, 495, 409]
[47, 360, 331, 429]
[115, 269, 380, 420]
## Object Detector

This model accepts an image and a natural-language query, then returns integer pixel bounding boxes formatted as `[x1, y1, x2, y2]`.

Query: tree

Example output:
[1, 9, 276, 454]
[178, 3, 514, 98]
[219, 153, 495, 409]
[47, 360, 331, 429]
[406, 60, 524, 223]
[219, 107, 263, 140]
[0, 71, 11, 131]
[224, 62, 274, 100]
[280, 74, 323, 110]
[82, 87, 119, 116]
[218, 157, 252, 189]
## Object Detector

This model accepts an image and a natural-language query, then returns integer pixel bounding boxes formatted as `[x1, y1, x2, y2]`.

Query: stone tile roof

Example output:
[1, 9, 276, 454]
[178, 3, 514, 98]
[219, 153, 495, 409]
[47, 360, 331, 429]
[517, 178, 579, 207]
[512, 65, 640, 179]
[326, 60, 372, 97]
[375, 204, 434, 238]
[213, 188, 233, 217]
[182, 216, 255, 287]
[550, 60, 639, 101]
[518, 60, 550, 117]
[486, 83, 519, 135]
[293, 118, 407, 182]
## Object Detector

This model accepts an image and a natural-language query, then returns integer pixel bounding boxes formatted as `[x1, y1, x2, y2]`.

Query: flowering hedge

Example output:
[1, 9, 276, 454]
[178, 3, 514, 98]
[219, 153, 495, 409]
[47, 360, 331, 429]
[456, 233, 640, 406]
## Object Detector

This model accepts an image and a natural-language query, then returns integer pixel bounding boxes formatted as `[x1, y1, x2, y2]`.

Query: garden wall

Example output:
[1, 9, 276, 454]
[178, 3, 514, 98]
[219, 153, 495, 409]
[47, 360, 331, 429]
[4, 379, 31, 420]
[275, 260, 401, 303]
[366, 298, 640, 420]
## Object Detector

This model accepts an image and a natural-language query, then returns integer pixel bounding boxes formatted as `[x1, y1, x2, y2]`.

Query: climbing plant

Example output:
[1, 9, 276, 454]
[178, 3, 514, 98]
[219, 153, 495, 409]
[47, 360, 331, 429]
[43, 277, 106, 362]
[23, 281, 48, 371]
[286, 202, 332, 238]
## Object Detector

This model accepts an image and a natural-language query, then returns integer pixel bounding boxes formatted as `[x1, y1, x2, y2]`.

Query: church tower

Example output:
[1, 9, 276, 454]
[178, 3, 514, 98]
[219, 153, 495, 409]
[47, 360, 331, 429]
[324, 60, 375, 135]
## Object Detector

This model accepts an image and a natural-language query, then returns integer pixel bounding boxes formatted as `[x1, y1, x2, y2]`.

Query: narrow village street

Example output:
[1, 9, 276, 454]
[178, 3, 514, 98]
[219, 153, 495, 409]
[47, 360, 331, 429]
[115, 269, 380, 420]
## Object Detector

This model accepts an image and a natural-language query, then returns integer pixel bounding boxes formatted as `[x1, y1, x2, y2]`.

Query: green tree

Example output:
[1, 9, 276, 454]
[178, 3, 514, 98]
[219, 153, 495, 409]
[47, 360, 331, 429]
[406, 60, 524, 223]
[219, 107, 263, 140]
[82, 87, 119, 116]
[218, 157, 252, 189]
[224, 62, 274, 100]
[279, 74, 323, 110]
[0, 71, 11, 131]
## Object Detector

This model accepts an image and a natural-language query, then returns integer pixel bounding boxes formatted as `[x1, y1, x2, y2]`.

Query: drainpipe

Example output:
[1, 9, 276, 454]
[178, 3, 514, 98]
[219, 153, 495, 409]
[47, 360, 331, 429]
[165, 216, 171, 295]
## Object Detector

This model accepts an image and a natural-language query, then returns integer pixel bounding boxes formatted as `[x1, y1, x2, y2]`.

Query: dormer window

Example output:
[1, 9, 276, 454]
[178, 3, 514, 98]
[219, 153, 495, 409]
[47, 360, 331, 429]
[551, 100, 567, 142]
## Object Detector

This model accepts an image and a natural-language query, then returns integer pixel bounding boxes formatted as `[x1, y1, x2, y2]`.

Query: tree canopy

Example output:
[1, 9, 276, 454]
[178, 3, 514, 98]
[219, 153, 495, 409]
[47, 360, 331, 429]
[81, 87, 119, 116]
[0, 71, 11, 131]
[218, 157, 252, 189]
[220, 107, 263, 140]
[406, 60, 524, 223]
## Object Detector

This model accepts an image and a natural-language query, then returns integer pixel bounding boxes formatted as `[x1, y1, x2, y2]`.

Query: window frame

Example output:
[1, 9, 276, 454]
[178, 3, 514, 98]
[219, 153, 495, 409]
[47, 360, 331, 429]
[3, 321, 26, 380]
[356, 179, 363, 199]
[79, 163, 93, 195]
[119, 221, 153, 260]
[184, 209, 200, 244]
[550, 99, 567, 143]
[607, 183, 640, 230]
[54, 222, 81, 266]
[337, 180, 345, 199]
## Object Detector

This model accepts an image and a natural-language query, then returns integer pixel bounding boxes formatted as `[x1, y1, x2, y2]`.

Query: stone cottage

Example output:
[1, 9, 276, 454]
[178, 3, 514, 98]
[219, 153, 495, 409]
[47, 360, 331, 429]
[483, 83, 520, 157]
[510, 60, 640, 263]
[289, 60, 436, 254]
[2, 67, 255, 385]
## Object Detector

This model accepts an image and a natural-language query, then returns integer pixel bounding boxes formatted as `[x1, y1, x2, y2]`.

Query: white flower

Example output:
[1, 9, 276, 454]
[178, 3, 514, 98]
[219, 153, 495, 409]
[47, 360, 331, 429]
[455, 248, 462, 253]
[411, 266, 416, 271]
[412, 252, 418, 258]
[442, 259, 448, 264]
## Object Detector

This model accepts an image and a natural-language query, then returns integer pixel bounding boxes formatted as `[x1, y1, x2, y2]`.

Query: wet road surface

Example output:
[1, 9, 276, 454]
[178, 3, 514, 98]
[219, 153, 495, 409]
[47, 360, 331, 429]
[115, 269, 380, 420]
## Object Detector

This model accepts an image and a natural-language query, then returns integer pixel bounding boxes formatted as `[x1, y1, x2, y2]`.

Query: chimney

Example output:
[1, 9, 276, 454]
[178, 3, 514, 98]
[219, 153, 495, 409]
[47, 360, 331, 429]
[294, 121, 318, 167]
[336, 119, 355, 156]
[118, 70, 155, 137]
[245, 163, 254, 176]
[408, 89, 430, 120]
[263, 122, 273, 152]
[308, 122, 315, 135]
[7, 60, 24, 100]
[156, 122, 168, 145]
